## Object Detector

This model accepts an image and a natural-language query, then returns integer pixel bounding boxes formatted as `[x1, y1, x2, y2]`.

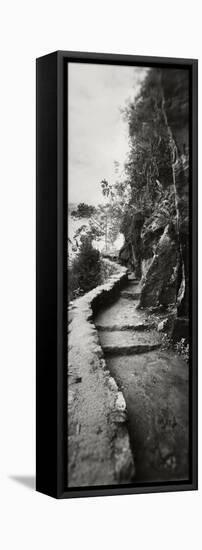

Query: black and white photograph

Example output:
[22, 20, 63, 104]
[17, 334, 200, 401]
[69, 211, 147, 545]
[1, 0, 201, 543]
[67, 61, 192, 489]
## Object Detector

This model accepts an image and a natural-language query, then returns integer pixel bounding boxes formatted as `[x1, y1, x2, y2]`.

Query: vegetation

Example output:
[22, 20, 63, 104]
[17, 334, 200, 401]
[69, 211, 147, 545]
[70, 178, 128, 254]
[69, 66, 189, 337]
[71, 202, 96, 218]
[119, 67, 189, 288]
[68, 236, 101, 301]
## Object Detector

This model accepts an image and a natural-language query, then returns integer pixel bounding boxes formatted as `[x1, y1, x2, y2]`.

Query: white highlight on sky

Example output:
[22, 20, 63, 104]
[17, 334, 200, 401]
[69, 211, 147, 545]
[68, 63, 147, 205]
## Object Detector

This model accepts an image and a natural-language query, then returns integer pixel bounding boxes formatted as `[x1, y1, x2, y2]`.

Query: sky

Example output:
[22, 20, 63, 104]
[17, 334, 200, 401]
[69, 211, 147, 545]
[68, 63, 147, 205]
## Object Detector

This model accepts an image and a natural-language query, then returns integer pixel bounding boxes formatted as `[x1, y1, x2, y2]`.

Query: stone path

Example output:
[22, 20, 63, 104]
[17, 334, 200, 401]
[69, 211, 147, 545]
[94, 275, 189, 483]
[67, 270, 135, 488]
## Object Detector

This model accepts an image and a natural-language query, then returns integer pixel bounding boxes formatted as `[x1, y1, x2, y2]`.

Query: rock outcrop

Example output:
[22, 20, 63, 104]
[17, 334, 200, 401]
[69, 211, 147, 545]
[162, 69, 190, 317]
[162, 69, 189, 336]
[139, 225, 178, 308]
[119, 211, 144, 279]
[120, 69, 190, 341]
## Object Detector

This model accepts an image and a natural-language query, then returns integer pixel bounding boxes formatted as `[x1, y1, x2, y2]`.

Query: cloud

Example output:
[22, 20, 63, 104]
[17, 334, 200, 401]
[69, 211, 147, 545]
[68, 62, 147, 204]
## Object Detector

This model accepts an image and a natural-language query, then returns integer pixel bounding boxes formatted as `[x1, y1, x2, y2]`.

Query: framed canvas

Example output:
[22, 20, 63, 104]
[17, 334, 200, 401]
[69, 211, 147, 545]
[36, 51, 198, 499]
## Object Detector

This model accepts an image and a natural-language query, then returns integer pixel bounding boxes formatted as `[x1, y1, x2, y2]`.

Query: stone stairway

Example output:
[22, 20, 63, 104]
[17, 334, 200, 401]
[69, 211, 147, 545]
[95, 276, 151, 356]
[94, 274, 189, 483]
[120, 278, 141, 300]
[120, 289, 141, 300]
[99, 328, 161, 355]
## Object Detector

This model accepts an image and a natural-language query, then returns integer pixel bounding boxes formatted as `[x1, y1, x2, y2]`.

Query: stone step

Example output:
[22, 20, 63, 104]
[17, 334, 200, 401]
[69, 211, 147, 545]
[96, 322, 154, 332]
[99, 329, 161, 355]
[94, 298, 148, 328]
[120, 290, 141, 300]
[103, 343, 161, 355]
[127, 272, 138, 280]
[127, 278, 140, 285]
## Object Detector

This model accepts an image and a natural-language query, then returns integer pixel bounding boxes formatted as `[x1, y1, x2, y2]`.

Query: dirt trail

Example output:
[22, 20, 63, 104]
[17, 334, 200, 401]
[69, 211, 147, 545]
[94, 275, 189, 482]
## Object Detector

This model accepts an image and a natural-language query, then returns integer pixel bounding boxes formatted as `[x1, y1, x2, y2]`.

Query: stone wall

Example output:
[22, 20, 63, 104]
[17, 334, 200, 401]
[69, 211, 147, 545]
[68, 263, 135, 487]
[100, 257, 120, 284]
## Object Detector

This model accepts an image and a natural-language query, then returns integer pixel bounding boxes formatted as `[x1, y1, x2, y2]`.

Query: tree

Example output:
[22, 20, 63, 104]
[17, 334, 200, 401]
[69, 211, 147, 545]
[70, 179, 128, 254]
[118, 68, 181, 276]
[124, 68, 173, 211]
[71, 202, 96, 218]
[70, 236, 101, 296]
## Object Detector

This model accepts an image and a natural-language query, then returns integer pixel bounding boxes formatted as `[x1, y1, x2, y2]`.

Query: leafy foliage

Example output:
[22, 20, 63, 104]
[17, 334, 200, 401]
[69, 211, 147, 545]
[68, 236, 101, 300]
[119, 67, 187, 273]
[71, 202, 96, 218]
[124, 68, 173, 214]
[175, 338, 189, 363]
[70, 179, 129, 253]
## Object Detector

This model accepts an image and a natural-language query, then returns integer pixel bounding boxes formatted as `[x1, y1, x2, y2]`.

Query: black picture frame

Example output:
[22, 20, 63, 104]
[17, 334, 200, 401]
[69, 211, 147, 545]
[36, 50, 198, 499]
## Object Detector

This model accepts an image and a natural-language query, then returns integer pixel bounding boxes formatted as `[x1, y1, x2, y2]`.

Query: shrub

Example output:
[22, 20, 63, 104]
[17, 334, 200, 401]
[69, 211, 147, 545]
[175, 338, 189, 363]
[68, 237, 101, 300]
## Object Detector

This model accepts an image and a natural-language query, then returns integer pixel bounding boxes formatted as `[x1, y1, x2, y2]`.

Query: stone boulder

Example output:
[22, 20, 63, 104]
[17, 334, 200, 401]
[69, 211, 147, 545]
[119, 210, 144, 279]
[139, 225, 178, 309]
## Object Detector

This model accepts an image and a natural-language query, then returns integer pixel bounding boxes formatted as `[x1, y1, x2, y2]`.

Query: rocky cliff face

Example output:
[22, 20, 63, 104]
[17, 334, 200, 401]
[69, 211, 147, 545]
[119, 68, 190, 341]
[162, 69, 189, 333]
[164, 137, 189, 315]
[139, 225, 178, 308]
[119, 210, 145, 277]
